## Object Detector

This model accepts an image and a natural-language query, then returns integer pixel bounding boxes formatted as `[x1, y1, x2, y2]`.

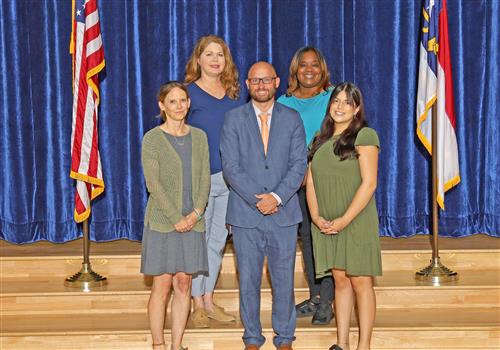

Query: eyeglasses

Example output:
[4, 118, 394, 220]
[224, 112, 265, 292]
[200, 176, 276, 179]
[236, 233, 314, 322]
[247, 77, 277, 85]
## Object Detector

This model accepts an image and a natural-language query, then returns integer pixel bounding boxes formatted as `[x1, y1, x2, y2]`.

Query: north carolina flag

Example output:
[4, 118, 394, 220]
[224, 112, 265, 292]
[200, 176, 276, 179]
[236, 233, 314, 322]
[416, 0, 460, 209]
[70, 0, 105, 222]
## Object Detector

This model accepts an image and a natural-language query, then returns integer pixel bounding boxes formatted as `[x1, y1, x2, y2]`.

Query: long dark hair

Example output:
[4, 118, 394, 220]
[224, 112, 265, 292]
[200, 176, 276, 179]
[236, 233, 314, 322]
[308, 82, 367, 162]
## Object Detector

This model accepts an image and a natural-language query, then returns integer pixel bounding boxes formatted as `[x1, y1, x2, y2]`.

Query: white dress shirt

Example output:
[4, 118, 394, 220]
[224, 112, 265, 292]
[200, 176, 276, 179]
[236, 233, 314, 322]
[251, 102, 282, 206]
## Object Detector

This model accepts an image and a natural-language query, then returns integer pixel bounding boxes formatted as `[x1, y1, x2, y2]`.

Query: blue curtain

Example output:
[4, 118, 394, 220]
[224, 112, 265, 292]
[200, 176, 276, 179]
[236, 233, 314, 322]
[1, 0, 498, 243]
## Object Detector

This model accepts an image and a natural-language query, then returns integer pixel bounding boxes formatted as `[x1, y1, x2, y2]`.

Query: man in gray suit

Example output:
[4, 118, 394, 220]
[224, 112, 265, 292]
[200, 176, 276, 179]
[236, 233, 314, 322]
[220, 62, 307, 350]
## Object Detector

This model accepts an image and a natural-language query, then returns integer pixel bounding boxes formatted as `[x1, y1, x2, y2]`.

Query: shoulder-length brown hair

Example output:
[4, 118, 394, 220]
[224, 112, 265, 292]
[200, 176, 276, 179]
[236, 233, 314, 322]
[157, 81, 189, 122]
[286, 46, 332, 96]
[308, 82, 367, 162]
[184, 35, 240, 100]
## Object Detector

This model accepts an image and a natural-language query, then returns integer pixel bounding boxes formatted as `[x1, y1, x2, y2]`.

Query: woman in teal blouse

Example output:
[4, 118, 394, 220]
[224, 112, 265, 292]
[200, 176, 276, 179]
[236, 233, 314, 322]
[277, 46, 335, 325]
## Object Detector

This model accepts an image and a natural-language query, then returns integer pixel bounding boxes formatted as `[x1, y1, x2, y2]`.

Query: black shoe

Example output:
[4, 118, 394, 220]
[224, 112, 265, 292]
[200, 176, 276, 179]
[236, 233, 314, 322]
[311, 302, 333, 325]
[329, 345, 343, 350]
[328, 344, 344, 350]
[295, 297, 319, 317]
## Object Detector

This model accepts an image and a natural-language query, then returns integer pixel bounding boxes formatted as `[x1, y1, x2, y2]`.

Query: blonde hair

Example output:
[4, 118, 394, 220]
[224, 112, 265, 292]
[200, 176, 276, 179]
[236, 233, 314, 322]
[184, 35, 240, 99]
[286, 46, 332, 96]
[157, 81, 189, 122]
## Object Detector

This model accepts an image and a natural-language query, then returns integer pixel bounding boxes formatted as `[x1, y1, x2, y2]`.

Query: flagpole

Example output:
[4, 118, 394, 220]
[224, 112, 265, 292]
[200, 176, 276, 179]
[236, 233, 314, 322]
[65, 218, 107, 291]
[415, 105, 458, 285]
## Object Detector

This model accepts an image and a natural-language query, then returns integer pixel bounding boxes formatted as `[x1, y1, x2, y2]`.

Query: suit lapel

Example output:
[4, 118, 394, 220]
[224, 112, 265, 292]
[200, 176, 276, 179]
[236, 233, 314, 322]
[266, 102, 281, 159]
[246, 102, 266, 157]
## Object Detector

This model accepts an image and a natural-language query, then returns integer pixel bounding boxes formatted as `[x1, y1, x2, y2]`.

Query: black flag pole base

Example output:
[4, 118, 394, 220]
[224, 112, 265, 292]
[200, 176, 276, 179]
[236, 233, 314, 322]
[65, 262, 107, 292]
[415, 257, 458, 286]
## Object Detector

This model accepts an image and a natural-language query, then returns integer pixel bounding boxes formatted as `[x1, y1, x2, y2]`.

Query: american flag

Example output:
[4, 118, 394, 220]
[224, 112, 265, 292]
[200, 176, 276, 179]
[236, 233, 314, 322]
[70, 0, 105, 222]
[416, 0, 460, 209]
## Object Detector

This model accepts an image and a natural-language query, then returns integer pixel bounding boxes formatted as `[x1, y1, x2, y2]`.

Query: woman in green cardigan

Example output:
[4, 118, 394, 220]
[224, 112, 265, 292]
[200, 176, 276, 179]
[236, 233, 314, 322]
[141, 81, 210, 350]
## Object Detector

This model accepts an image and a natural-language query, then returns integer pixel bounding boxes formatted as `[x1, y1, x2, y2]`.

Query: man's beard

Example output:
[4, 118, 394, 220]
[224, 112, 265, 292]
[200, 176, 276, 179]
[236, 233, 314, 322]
[250, 88, 275, 102]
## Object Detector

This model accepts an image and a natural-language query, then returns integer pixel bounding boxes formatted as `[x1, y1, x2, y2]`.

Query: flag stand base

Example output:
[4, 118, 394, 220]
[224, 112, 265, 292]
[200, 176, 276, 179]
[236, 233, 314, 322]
[415, 257, 458, 285]
[65, 263, 107, 292]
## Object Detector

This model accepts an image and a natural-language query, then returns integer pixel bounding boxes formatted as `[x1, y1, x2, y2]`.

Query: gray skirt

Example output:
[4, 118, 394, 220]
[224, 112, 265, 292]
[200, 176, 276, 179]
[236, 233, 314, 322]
[141, 225, 209, 276]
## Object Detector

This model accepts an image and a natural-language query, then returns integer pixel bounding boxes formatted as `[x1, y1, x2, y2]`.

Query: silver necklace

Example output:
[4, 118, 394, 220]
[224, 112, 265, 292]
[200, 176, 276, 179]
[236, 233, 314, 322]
[162, 124, 187, 146]
[172, 134, 186, 146]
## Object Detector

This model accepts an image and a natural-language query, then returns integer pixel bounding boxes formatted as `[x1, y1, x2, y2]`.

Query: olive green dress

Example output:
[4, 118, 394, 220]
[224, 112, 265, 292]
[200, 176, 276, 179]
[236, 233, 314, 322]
[311, 127, 382, 277]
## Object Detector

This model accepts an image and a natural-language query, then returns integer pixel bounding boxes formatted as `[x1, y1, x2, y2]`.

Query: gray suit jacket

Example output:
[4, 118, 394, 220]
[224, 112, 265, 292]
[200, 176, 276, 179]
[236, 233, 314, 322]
[220, 101, 307, 228]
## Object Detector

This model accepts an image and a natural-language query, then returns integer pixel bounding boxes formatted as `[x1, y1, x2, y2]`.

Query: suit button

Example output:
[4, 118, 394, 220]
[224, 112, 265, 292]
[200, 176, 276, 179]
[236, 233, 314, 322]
[265, 165, 269, 169]
[264, 187, 268, 191]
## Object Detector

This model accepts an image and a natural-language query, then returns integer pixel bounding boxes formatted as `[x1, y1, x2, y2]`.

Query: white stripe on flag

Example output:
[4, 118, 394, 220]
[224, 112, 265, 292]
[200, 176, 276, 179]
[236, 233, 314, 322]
[416, 43, 436, 152]
[436, 63, 460, 204]
[85, 10, 99, 29]
[76, 180, 90, 210]
[70, 24, 85, 149]
[86, 34, 102, 57]
[77, 86, 97, 175]
[94, 103, 103, 183]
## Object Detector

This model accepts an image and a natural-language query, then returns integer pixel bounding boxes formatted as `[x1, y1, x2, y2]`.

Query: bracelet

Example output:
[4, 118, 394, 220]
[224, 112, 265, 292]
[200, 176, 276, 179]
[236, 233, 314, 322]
[193, 208, 203, 222]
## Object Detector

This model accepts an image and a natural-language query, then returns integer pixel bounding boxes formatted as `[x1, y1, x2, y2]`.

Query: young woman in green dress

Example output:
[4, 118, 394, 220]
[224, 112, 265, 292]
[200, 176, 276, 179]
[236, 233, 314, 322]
[307, 82, 382, 350]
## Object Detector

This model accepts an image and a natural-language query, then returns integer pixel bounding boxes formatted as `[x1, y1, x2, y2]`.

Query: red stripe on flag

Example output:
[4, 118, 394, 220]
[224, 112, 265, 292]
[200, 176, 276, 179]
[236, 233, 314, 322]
[88, 109, 99, 178]
[85, 24, 101, 42]
[75, 190, 87, 215]
[85, 0, 97, 14]
[87, 50, 105, 73]
[438, 0, 457, 129]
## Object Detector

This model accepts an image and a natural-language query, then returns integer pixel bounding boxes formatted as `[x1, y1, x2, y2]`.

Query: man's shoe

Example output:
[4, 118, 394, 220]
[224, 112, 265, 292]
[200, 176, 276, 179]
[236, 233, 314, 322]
[295, 296, 319, 317]
[244, 345, 260, 350]
[276, 344, 293, 350]
[191, 308, 209, 328]
[206, 303, 236, 322]
[311, 302, 333, 325]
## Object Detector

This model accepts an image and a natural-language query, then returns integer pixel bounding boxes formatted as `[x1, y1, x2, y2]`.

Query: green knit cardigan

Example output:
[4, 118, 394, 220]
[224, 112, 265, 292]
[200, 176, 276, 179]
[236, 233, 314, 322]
[141, 126, 210, 232]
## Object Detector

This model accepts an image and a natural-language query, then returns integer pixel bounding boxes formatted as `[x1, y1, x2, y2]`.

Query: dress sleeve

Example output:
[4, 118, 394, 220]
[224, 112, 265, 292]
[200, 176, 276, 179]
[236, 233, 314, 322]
[355, 127, 380, 149]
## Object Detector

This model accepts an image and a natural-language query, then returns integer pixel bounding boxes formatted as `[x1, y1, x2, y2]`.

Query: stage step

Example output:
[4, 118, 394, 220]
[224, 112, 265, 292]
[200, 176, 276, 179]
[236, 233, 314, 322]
[1, 270, 499, 316]
[1, 247, 499, 278]
[1, 308, 499, 349]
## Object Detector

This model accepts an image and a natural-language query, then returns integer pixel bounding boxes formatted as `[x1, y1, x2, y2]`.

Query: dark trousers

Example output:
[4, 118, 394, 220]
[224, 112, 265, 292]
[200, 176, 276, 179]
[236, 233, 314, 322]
[298, 187, 334, 304]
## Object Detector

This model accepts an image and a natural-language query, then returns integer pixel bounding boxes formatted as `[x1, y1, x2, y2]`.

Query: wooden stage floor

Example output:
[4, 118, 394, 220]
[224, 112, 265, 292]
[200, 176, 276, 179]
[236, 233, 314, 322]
[1, 233, 499, 257]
